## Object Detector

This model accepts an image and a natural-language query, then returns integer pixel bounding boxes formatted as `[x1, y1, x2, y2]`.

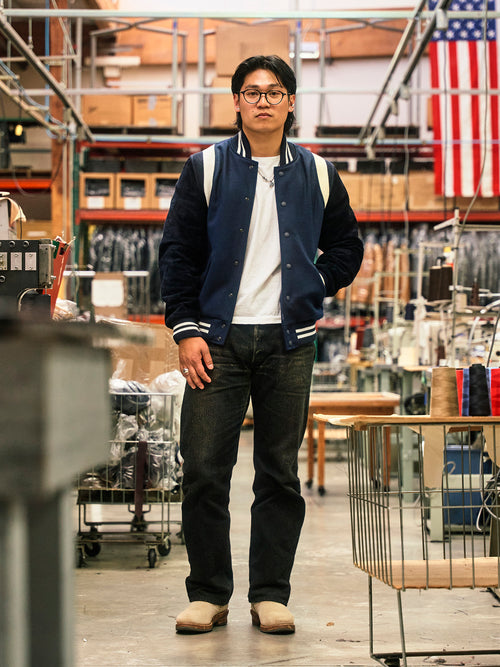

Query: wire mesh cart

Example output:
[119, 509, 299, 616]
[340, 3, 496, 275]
[334, 414, 500, 667]
[76, 388, 183, 568]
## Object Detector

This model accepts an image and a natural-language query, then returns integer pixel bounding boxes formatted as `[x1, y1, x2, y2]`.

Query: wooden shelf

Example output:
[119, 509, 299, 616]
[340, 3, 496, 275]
[0, 178, 52, 191]
[76, 209, 166, 224]
[76, 208, 500, 226]
[357, 210, 500, 223]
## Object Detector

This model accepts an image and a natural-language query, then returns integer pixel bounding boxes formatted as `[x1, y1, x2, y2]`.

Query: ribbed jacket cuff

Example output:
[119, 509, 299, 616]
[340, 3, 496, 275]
[172, 320, 202, 343]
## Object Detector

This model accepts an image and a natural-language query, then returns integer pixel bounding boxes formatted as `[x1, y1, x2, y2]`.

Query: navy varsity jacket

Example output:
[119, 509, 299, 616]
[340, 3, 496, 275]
[158, 131, 363, 351]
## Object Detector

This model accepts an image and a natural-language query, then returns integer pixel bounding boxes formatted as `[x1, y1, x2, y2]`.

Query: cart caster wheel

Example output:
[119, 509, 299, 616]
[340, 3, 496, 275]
[384, 657, 400, 667]
[84, 541, 101, 557]
[318, 486, 326, 496]
[305, 479, 313, 489]
[148, 548, 157, 568]
[157, 538, 171, 557]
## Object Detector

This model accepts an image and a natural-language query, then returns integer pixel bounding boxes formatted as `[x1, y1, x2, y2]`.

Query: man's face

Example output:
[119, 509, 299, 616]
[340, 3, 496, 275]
[233, 68, 295, 136]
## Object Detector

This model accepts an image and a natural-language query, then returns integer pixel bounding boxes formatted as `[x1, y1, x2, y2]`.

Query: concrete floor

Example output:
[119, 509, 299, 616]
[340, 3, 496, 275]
[74, 429, 500, 667]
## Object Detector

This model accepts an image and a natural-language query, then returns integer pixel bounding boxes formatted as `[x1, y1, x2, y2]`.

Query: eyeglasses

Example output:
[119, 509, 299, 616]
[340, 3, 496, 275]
[240, 89, 288, 105]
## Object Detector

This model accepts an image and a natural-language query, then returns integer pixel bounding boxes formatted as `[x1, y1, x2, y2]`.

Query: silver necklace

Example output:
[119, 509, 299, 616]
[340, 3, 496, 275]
[258, 169, 275, 188]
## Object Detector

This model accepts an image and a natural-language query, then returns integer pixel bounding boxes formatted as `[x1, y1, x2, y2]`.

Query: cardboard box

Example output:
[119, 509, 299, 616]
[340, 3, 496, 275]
[80, 173, 116, 209]
[116, 173, 151, 210]
[215, 24, 290, 76]
[108, 321, 179, 383]
[132, 95, 172, 127]
[20, 219, 53, 240]
[91, 272, 128, 320]
[357, 173, 406, 211]
[337, 172, 361, 210]
[408, 172, 441, 210]
[408, 172, 500, 211]
[151, 174, 177, 210]
[328, 18, 409, 59]
[210, 76, 235, 128]
[82, 95, 132, 126]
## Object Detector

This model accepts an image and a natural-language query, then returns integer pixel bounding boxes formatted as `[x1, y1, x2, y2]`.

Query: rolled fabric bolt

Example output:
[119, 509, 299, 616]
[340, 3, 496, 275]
[439, 265, 453, 300]
[427, 266, 442, 301]
[468, 363, 491, 416]
[430, 366, 459, 417]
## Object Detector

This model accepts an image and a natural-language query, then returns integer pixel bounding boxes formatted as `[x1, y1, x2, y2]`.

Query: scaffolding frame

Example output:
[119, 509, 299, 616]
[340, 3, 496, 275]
[1, 5, 499, 143]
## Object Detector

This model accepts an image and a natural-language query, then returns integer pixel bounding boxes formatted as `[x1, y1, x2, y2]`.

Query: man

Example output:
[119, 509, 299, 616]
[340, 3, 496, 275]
[159, 55, 363, 635]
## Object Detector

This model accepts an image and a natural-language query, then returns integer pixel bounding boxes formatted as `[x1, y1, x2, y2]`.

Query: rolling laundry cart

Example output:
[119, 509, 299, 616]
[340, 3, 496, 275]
[339, 414, 500, 667]
[76, 387, 183, 568]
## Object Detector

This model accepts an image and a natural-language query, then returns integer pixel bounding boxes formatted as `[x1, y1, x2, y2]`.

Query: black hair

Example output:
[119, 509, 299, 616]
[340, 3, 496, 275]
[231, 55, 296, 134]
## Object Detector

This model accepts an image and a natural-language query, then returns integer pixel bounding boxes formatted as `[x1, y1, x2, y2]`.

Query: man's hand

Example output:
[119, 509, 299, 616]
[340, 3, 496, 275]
[179, 337, 214, 389]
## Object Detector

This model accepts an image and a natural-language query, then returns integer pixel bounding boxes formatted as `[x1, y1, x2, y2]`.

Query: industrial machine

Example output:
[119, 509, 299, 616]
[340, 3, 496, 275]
[0, 192, 53, 314]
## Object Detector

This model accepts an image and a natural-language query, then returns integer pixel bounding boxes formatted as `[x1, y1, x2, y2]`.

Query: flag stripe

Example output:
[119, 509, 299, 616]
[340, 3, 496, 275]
[430, 42, 444, 195]
[469, 41, 483, 193]
[490, 39, 500, 192]
[449, 41, 463, 195]
[429, 0, 499, 197]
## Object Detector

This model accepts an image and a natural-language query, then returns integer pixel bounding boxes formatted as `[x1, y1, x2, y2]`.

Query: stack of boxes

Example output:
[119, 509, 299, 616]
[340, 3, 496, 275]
[209, 23, 290, 130]
[82, 94, 172, 129]
[80, 169, 181, 212]
[80, 93, 177, 211]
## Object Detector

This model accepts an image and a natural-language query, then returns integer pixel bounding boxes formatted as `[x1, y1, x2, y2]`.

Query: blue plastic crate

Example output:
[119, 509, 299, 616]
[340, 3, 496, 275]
[442, 445, 492, 527]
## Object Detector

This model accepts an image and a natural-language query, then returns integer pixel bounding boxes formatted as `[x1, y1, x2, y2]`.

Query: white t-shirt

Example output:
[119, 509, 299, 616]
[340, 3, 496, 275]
[232, 155, 282, 324]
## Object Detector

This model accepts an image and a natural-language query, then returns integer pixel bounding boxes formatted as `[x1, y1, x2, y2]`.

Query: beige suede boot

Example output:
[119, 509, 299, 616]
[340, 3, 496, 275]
[250, 601, 295, 634]
[175, 601, 229, 633]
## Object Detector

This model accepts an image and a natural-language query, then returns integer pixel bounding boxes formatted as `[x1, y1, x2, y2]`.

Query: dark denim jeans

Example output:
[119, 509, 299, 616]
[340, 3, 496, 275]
[180, 324, 315, 606]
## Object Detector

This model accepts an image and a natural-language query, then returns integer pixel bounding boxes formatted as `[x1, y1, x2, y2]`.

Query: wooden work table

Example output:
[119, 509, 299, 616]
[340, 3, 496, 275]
[306, 391, 400, 494]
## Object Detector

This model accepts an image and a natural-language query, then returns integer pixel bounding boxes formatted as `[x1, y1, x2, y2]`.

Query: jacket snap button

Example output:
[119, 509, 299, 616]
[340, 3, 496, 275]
[284, 231, 290, 237]
[286, 295, 290, 301]
[234, 260, 239, 266]
[286, 263, 291, 269]
[281, 201, 286, 206]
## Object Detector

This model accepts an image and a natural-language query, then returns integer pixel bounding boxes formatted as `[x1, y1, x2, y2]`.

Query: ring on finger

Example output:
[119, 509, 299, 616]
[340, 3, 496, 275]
[182, 367, 189, 375]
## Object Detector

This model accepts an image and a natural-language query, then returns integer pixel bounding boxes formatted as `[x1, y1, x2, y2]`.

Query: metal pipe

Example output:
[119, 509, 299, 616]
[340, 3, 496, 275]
[359, 0, 428, 143]
[2, 9, 500, 20]
[198, 19, 205, 131]
[0, 78, 61, 135]
[180, 33, 187, 135]
[294, 20, 302, 128]
[89, 31, 96, 89]
[172, 20, 178, 132]
[19, 86, 500, 98]
[84, 133, 432, 148]
[364, 0, 455, 151]
[0, 55, 77, 63]
[74, 17, 82, 113]
[318, 18, 326, 129]
[0, 13, 93, 140]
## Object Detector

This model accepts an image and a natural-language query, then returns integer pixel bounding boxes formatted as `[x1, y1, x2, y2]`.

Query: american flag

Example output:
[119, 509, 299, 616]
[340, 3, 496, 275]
[429, 0, 499, 197]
